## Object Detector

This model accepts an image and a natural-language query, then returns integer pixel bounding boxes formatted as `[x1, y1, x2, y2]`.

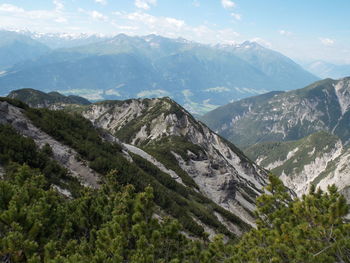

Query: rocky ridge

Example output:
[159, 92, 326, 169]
[202, 77, 350, 148]
[0, 96, 268, 237]
[82, 97, 268, 226]
[245, 132, 350, 197]
[201, 77, 350, 202]
[7, 88, 91, 109]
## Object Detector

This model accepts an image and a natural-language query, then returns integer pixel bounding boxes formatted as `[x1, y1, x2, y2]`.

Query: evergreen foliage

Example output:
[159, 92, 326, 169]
[1, 168, 349, 262]
[0, 166, 192, 262]
[1, 102, 349, 262]
[24, 107, 245, 237]
[230, 175, 350, 262]
[0, 124, 80, 196]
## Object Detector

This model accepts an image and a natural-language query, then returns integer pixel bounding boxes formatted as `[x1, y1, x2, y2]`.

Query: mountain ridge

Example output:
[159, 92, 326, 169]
[80, 96, 268, 226]
[7, 88, 91, 108]
[1, 91, 268, 237]
[201, 77, 350, 147]
[0, 30, 50, 70]
[201, 77, 350, 201]
[244, 131, 350, 202]
[0, 31, 318, 113]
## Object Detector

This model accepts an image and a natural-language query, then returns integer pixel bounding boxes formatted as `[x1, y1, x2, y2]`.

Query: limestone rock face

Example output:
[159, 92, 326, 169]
[82, 97, 268, 226]
[202, 77, 350, 203]
[201, 77, 350, 148]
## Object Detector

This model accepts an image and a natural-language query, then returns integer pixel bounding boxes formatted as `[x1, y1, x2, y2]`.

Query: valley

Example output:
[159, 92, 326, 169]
[0, 30, 318, 114]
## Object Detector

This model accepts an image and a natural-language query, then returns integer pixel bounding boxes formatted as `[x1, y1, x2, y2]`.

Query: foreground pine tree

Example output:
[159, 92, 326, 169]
[230, 175, 350, 263]
[1, 165, 350, 262]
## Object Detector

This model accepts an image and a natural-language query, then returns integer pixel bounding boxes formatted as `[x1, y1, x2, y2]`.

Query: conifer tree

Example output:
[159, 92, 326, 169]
[230, 174, 350, 263]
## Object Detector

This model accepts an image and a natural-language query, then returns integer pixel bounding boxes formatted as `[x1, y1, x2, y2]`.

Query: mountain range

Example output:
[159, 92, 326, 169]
[0, 30, 318, 114]
[304, 60, 350, 79]
[0, 30, 50, 71]
[202, 77, 350, 147]
[201, 77, 350, 201]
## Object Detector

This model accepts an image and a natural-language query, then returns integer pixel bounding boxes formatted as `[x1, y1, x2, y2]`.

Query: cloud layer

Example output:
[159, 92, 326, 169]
[221, 0, 235, 9]
[135, 0, 157, 10]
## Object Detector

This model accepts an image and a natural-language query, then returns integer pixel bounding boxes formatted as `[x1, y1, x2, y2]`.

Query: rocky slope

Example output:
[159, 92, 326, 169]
[0, 96, 268, 238]
[201, 77, 350, 201]
[245, 131, 350, 202]
[0, 99, 99, 188]
[81, 97, 268, 226]
[201, 77, 350, 148]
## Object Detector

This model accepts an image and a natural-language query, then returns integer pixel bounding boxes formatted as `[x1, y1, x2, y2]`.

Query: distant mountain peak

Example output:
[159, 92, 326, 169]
[0, 30, 318, 111]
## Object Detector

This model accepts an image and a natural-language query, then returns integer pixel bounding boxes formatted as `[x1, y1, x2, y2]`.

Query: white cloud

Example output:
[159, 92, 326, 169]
[279, 29, 292, 36]
[205, 87, 230, 93]
[165, 17, 185, 29]
[62, 89, 104, 100]
[135, 0, 157, 10]
[91, 10, 108, 21]
[116, 25, 139, 31]
[182, 89, 193, 98]
[105, 89, 121, 96]
[117, 10, 239, 43]
[320, 38, 335, 46]
[0, 3, 66, 21]
[221, 0, 235, 9]
[78, 8, 108, 21]
[55, 16, 67, 23]
[230, 12, 241, 20]
[137, 89, 169, 97]
[0, 3, 240, 45]
[122, 12, 185, 32]
[53, 0, 64, 11]
[216, 28, 239, 39]
[0, 3, 23, 13]
[95, 0, 107, 5]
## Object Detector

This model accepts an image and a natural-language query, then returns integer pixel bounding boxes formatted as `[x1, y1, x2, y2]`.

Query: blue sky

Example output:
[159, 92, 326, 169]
[0, 0, 349, 63]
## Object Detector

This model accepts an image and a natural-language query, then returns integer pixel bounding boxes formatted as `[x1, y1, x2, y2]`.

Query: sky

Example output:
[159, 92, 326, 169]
[0, 0, 349, 64]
